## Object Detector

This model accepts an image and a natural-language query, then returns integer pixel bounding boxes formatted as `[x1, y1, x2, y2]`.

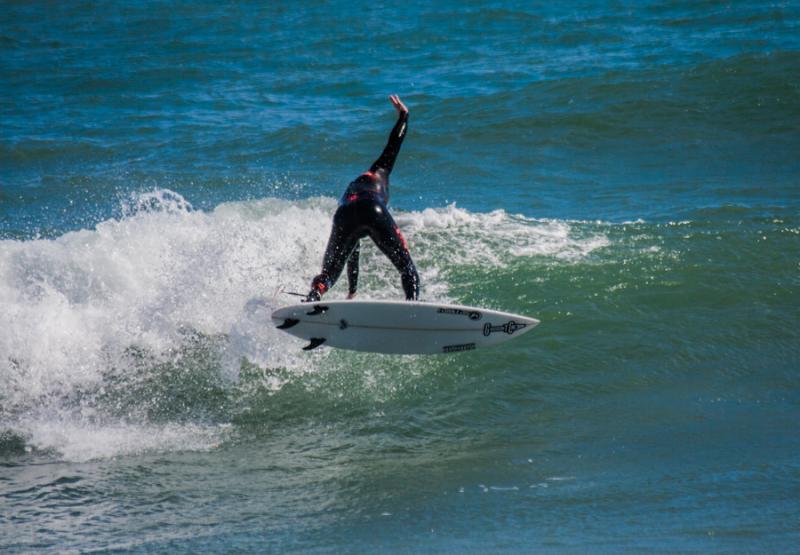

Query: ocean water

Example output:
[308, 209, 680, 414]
[2, 1, 799, 553]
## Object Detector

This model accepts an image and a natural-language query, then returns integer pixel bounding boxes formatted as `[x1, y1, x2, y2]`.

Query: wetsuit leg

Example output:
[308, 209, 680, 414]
[365, 205, 420, 301]
[309, 198, 419, 301]
[308, 205, 363, 300]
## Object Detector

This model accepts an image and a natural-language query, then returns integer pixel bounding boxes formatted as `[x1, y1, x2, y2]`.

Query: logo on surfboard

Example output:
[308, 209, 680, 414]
[442, 343, 476, 353]
[437, 307, 482, 320]
[483, 321, 527, 336]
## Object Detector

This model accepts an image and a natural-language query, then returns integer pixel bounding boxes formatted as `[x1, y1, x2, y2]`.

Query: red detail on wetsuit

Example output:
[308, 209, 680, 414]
[346, 191, 381, 203]
[361, 171, 377, 179]
[393, 225, 409, 252]
[315, 282, 329, 294]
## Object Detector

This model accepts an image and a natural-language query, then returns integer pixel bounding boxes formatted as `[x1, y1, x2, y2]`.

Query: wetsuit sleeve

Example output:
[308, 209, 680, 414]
[369, 112, 409, 176]
[346, 241, 360, 295]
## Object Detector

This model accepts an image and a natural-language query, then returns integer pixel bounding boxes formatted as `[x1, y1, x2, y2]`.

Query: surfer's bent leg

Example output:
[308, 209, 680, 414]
[307, 206, 361, 301]
[366, 204, 420, 301]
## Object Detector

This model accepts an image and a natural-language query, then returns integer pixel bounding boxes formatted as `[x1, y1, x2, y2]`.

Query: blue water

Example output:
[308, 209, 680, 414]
[2, 1, 799, 553]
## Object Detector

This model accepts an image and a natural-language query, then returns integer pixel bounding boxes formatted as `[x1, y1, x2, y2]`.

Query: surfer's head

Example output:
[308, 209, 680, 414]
[355, 171, 378, 184]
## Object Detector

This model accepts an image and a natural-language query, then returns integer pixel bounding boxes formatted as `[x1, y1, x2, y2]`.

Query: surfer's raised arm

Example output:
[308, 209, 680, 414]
[369, 94, 409, 176]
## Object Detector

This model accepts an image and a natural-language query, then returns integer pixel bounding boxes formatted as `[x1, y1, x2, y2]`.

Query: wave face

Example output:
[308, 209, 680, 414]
[0, 190, 609, 462]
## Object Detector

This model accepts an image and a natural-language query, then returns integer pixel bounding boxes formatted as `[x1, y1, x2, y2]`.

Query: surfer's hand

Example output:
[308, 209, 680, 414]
[304, 289, 321, 303]
[389, 94, 408, 116]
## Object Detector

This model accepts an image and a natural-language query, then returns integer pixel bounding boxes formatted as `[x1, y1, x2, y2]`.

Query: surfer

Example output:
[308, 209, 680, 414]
[306, 95, 420, 302]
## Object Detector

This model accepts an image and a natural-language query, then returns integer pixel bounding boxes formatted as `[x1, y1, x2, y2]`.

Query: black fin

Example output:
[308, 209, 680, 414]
[302, 337, 326, 351]
[306, 305, 329, 316]
[276, 318, 300, 330]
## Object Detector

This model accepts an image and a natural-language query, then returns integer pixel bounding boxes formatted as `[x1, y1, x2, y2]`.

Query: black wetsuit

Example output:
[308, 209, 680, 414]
[308, 111, 420, 301]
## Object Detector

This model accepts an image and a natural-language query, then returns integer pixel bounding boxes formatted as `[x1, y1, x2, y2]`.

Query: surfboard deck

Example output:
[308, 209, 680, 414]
[271, 300, 539, 354]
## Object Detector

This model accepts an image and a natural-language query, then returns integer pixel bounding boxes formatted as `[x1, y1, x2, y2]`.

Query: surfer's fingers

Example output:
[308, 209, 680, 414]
[389, 94, 408, 114]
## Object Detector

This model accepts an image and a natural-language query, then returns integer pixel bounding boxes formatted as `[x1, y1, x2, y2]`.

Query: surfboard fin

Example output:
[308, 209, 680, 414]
[302, 337, 326, 351]
[276, 318, 300, 330]
[306, 305, 329, 316]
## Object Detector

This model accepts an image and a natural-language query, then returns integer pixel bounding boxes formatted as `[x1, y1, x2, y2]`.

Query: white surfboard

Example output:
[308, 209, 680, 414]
[271, 300, 539, 354]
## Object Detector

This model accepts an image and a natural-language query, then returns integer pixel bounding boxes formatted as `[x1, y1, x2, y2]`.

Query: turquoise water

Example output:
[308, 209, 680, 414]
[2, 1, 799, 553]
